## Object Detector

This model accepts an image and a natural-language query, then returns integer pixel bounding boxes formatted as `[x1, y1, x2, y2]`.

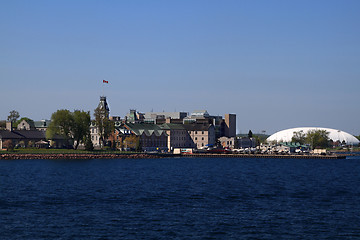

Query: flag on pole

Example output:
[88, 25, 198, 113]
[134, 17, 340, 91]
[103, 80, 109, 83]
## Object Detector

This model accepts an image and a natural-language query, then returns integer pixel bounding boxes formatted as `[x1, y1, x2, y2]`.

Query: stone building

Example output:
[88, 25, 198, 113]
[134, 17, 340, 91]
[183, 124, 216, 149]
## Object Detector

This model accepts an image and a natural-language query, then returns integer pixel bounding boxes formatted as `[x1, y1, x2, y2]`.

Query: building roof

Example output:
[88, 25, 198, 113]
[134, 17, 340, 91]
[14, 130, 46, 139]
[160, 123, 186, 130]
[34, 120, 51, 128]
[267, 127, 360, 145]
[0, 129, 63, 140]
[183, 123, 213, 131]
[125, 123, 167, 137]
[144, 112, 188, 120]
[0, 130, 23, 139]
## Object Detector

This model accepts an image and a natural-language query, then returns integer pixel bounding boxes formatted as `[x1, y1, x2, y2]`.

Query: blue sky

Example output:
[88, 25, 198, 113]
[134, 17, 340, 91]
[1, 0, 359, 135]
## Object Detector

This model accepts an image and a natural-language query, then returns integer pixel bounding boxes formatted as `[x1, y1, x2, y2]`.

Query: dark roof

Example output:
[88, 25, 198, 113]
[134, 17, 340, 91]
[183, 123, 213, 131]
[160, 123, 186, 130]
[0, 130, 23, 139]
[125, 123, 166, 137]
[14, 130, 46, 139]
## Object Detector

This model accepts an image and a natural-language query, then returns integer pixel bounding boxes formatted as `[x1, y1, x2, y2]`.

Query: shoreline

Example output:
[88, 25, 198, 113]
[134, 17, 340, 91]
[0, 152, 349, 160]
[0, 153, 164, 160]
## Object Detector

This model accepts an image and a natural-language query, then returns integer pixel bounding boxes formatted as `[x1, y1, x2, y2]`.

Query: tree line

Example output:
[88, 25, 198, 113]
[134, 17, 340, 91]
[3, 107, 115, 150]
[46, 106, 114, 150]
[291, 130, 331, 149]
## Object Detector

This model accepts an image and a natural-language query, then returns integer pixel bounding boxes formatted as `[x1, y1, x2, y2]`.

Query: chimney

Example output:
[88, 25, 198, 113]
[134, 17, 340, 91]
[6, 121, 13, 131]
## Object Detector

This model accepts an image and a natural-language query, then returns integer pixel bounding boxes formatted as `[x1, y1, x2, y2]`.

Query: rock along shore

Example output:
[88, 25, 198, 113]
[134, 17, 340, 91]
[0, 153, 164, 160]
[0, 153, 348, 160]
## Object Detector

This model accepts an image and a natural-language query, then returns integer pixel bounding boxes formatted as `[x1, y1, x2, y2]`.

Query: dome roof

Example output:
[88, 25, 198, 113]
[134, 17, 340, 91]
[267, 127, 359, 145]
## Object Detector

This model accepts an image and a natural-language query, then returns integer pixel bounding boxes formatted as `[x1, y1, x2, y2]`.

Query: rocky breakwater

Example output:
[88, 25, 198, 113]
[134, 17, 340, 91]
[0, 153, 162, 160]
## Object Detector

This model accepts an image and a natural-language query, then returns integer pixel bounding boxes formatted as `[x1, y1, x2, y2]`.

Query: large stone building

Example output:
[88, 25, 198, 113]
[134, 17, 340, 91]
[116, 122, 168, 151]
[89, 97, 238, 151]
[183, 124, 216, 149]
[160, 123, 194, 150]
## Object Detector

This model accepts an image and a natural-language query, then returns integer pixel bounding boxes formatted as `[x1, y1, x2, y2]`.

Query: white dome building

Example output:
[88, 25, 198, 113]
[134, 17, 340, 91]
[267, 127, 359, 145]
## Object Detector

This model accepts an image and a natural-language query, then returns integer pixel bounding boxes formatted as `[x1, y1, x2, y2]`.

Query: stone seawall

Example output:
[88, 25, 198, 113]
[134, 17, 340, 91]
[181, 153, 347, 159]
[0, 153, 348, 160]
[0, 153, 163, 160]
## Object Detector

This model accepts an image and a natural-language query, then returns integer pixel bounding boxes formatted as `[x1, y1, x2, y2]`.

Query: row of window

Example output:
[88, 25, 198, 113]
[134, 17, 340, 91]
[171, 136, 188, 141]
[194, 131, 205, 135]
[194, 137, 205, 141]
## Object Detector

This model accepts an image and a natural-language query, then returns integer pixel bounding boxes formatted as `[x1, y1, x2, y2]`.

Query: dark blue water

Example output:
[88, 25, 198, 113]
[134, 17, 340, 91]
[1, 157, 360, 239]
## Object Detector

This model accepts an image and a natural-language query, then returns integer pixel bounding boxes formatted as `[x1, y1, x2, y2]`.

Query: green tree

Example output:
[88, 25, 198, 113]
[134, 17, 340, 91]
[18, 140, 26, 148]
[305, 130, 329, 149]
[123, 135, 139, 150]
[291, 130, 306, 144]
[248, 130, 253, 138]
[7, 110, 20, 123]
[94, 106, 114, 148]
[73, 110, 91, 150]
[46, 109, 74, 147]
[3, 140, 14, 151]
[28, 140, 34, 148]
[0, 120, 6, 129]
[84, 133, 94, 151]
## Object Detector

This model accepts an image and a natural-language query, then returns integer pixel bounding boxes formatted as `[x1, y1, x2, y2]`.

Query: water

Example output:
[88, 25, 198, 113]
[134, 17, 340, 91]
[1, 156, 360, 239]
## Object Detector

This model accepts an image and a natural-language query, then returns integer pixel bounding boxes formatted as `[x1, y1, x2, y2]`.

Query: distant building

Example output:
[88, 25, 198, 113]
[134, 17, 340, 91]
[190, 110, 210, 118]
[236, 137, 256, 148]
[122, 122, 168, 151]
[144, 112, 187, 124]
[267, 127, 360, 146]
[160, 123, 194, 150]
[90, 96, 111, 148]
[34, 120, 51, 131]
[17, 119, 35, 130]
[224, 114, 236, 137]
[125, 109, 145, 123]
[183, 124, 215, 149]
[219, 136, 236, 149]
[0, 129, 23, 149]
[98, 96, 110, 118]
[0, 122, 65, 149]
[16, 119, 51, 132]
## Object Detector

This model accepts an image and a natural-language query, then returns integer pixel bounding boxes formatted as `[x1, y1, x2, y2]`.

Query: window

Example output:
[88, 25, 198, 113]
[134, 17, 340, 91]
[202, 131, 204, 134]
[195, 131, 197, 134]
[195, 137, 197, 140]
[202, 137, 204, 140]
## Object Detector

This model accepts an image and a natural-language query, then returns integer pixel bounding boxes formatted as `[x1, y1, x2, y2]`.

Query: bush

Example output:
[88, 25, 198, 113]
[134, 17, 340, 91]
[84, 135, 94, 151]
[3, 140, 14, 151]
[28, 140, 34, 148]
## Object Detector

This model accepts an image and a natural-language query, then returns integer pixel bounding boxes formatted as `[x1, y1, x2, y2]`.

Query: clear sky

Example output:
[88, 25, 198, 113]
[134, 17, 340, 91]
[1, 0, 359, 135]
